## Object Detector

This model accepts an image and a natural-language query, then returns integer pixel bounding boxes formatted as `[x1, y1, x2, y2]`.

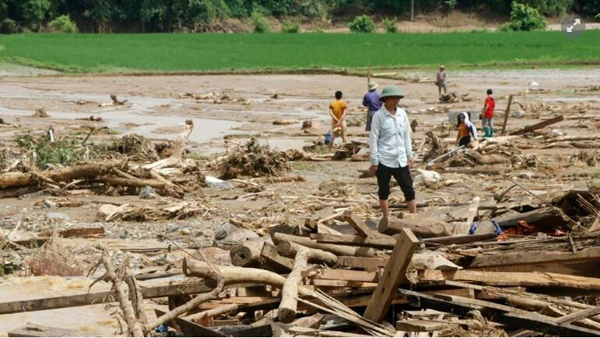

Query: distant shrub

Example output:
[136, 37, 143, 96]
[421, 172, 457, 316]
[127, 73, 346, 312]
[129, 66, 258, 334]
[349, 15, 375, 33]
[382, 17, 397, 33]
[281, 19, 300, 33]
[500, 2, 547, 31]
[49, 15, 78, 33]
[252, 11, 271, 33]
[0, 18, 20, 34]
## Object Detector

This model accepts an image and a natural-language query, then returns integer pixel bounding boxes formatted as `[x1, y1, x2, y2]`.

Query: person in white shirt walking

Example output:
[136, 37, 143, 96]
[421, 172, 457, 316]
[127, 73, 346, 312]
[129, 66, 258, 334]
[369, 85, 417, 216]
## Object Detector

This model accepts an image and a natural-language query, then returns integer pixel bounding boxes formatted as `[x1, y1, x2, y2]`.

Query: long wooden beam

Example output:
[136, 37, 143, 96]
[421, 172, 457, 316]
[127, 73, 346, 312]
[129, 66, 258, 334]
[0, 282, 210, 315]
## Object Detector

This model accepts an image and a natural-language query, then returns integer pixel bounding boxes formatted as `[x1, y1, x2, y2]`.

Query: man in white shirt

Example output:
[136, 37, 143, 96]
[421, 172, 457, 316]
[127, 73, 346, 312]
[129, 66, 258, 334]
[369, 85, 416, 216]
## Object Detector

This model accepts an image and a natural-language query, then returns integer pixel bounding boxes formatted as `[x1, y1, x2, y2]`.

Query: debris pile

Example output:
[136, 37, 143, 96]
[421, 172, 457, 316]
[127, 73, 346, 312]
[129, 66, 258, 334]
[0, 121, 205, 199]
[211, 138, 292, 179]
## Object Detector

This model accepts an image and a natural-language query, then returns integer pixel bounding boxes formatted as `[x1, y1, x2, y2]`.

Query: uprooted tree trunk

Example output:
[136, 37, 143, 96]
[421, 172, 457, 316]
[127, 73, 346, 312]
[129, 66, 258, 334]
[183, 258, 317, 298]
[278, 247, 311, 323]
[143, 250, 224, 334]
[0, 160, 125, 189]
[143, 120, 193, 170]
[101, 250, 145, 337]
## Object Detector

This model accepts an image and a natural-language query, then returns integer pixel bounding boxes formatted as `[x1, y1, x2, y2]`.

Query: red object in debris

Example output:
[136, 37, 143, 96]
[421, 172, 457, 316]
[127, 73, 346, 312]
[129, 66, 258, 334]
[498, 220, 566, 240]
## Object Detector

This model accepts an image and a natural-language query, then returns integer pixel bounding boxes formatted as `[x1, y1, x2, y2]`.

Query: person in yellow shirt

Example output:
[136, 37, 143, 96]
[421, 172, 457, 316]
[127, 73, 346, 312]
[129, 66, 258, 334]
[329, 91, 348, 150]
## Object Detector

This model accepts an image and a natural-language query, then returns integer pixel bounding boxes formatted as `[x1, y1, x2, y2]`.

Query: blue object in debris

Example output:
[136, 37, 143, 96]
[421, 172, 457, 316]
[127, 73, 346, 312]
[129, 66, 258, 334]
[325, 131, 331, 145]
[155, 324, 169, 333]
[469, 221, 503, 236]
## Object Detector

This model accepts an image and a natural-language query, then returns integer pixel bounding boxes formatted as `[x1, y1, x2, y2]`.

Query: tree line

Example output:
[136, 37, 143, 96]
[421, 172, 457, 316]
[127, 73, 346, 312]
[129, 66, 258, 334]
[0, 0, 598, 33]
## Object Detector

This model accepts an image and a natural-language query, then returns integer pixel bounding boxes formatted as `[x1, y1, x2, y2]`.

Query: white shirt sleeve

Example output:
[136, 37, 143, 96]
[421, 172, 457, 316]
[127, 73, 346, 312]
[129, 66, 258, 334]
[369, 113, 380, 166]
[404, 112, 413, 159]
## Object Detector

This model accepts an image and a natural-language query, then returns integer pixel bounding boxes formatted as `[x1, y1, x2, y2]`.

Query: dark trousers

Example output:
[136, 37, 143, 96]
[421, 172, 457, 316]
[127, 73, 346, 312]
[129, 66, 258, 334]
[459, 135, 471, 147]
[376, 163, 415, 201]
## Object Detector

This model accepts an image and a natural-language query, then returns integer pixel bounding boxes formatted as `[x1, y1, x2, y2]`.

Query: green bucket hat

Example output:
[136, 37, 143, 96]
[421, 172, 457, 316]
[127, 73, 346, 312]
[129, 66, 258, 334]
[379, 85, 404, 101]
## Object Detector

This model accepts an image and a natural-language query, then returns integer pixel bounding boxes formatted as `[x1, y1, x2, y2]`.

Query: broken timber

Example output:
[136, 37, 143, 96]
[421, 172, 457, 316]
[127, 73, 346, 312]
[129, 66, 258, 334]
[400, 289, 600, 336]
[363, 228, 419, 323]
[0, 282, 211, 315]
[510, 115, 564, 136]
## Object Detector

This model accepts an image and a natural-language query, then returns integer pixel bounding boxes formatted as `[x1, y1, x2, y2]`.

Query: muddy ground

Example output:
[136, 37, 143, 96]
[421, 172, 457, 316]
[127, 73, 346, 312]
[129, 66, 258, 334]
[1, 67, 599, 335]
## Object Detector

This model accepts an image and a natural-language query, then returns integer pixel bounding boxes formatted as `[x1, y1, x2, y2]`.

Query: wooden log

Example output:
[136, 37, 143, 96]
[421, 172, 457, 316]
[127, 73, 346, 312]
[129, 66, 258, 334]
[230, 238, 267, 267]
[277, 241, 338, 265]
[492, 207, 566, 228]
[272, 233, 375, 257]
[378, 216, 454, 238]
[279, 247, 311, 323]
[312, 233, 396, 249]
[183, 258, 317, 298]
[501, 94, 514, 135]
[0, 160, 124, 189]
[364, 229, 419, 323]
[101, 176, 167, 189]
[510, 115, 564, 136]
[260, 242, 294, 272]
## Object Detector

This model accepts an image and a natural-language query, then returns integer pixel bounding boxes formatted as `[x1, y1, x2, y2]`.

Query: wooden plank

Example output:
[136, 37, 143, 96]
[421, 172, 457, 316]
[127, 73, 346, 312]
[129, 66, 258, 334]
[510, 115, 564, 136]
[343, 210, 376, 237]
[395, 319, 448, 332]
[464, 246, 600, 269]
[0, 282, 210, 315]
[419, 270, 600, 291]
[364, 228, 419, 323]
[503, 312, 600, 337]
[452, 197, 479, 236]
[260, 242, 294, 272]
[311, 233, 396, 249]
[303, 269, 379, 282]
[304, 279, 378, 288]
[400, 289, 600, 337]
[337, 256, 388, 270]
[155, 309, 226, 337]
[555, 306, 600, 325]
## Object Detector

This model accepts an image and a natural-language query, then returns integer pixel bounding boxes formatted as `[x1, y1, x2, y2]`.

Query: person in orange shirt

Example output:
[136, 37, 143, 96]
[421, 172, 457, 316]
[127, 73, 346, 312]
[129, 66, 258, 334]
[456, 112, 478, 147]
[329, 91, 348, 150]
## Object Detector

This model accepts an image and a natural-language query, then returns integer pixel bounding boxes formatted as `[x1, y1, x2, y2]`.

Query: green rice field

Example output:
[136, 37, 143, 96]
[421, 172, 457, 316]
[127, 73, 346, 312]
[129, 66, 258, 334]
[0, 30, 599, 73]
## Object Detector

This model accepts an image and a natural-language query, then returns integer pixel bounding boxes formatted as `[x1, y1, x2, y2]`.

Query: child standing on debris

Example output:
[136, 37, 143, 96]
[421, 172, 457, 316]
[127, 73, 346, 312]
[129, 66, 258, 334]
[456, 112, 478, 147]
[436, 66, 447, 98]
[482, 89, 496, 137]
[329, 91, 348, 150]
